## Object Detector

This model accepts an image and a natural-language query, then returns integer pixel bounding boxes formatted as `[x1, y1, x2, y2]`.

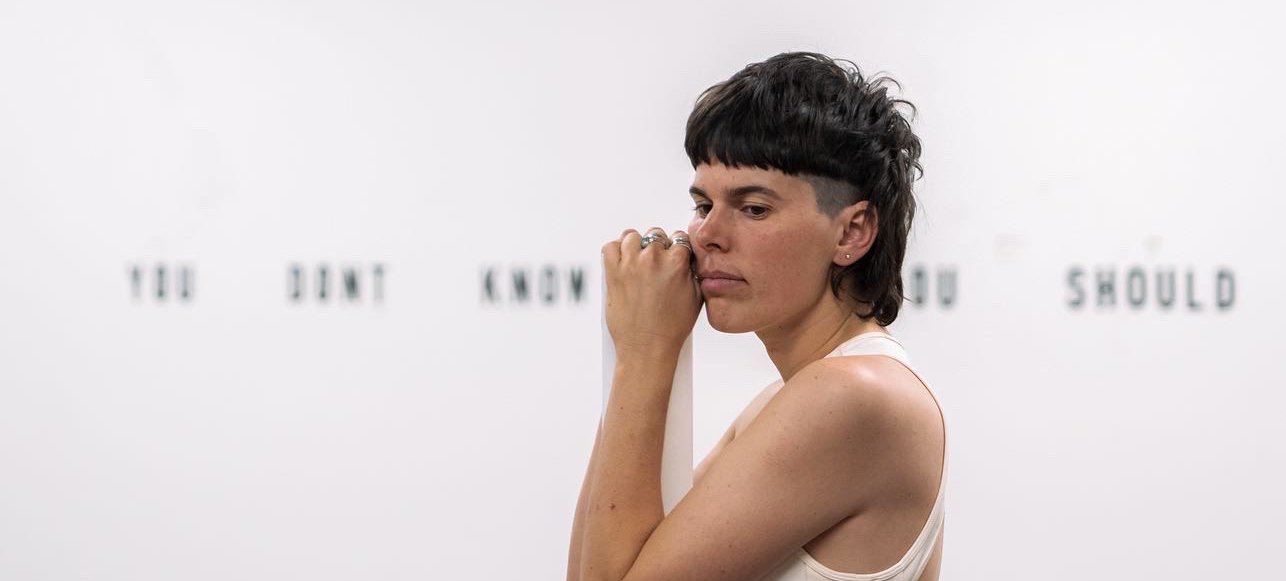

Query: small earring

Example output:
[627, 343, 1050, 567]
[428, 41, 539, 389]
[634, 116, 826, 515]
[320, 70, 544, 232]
[845, 253, 851, 259]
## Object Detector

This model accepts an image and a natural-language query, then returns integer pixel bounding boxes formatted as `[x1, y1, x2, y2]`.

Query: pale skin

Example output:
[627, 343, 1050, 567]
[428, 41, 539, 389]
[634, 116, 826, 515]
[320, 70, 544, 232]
[567, 162, 946, 581]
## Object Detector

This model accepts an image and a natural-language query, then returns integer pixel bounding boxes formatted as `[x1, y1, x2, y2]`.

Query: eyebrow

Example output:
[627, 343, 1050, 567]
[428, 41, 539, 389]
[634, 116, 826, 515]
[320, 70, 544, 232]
[688, 184, 785, 201]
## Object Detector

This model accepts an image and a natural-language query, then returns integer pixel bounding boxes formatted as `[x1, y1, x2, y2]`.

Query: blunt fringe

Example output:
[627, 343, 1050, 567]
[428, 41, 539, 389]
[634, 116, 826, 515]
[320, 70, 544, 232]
[684, 51, 923, 326]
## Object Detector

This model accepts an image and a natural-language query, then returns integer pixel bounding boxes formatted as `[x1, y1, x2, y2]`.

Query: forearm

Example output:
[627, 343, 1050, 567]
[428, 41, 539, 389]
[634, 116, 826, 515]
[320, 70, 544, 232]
[577, 352, 679, 581]
[567, 420, 603, 581]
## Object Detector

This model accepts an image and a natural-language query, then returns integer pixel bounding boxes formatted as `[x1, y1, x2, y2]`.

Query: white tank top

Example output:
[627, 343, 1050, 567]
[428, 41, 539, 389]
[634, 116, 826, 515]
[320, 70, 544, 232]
[758, 331, 949, 581]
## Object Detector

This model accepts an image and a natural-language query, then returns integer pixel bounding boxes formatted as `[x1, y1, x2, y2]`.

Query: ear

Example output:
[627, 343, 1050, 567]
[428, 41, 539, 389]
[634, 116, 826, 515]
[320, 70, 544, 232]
[833, 201, 877, 266]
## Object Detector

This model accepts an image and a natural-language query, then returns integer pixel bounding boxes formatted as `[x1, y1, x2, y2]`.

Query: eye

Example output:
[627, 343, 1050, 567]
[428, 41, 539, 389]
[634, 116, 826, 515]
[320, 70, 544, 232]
[691, 203, 712, 217]
[744, 206, 769, 218]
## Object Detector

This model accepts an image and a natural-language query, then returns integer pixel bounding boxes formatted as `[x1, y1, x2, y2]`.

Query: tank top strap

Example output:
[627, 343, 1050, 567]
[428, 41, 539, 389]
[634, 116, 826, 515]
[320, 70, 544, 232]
[823, 331, 910, 365]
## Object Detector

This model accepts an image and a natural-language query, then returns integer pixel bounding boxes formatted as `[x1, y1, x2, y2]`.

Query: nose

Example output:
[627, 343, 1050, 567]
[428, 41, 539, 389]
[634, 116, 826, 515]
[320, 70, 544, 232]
[690, 204, 729, 255]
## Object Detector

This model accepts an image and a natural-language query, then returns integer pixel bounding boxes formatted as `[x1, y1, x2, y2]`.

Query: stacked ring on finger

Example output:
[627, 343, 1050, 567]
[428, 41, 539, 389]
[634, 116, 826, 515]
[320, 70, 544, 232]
[671, 235, 691, 252]
[640, 231, 669, 249]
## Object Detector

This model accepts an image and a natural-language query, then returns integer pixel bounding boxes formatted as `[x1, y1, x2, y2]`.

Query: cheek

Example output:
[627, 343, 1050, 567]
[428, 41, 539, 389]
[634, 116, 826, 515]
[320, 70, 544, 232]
[752, 235, 831, 290]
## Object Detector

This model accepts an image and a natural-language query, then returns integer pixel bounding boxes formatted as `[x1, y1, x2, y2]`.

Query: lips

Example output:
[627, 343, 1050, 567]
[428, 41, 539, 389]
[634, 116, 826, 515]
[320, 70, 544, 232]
[697, 269, 746, 295]
[697, 269, 744, 281]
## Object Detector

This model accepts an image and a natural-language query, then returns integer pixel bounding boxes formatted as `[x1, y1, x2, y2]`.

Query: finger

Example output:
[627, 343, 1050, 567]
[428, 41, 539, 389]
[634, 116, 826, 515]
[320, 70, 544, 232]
[601, 239, 622, 269]
[640, 226, 670, 253]
[669, 229, 691, 252]
[669, 229, 695, 270]
[620, 229, 642, 261]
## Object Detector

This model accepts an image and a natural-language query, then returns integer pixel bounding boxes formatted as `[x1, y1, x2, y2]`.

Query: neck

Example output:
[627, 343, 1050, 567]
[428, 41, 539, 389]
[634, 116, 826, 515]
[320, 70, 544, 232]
[756, 296, 886, 382]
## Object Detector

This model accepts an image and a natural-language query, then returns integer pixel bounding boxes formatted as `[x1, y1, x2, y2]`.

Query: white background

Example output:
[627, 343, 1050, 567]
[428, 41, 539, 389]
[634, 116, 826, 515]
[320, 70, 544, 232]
[2, 0, 1283, 579]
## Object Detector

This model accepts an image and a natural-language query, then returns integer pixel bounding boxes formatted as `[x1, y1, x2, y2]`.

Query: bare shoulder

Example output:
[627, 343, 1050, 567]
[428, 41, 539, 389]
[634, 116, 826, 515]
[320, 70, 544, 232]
[784, 355, 945, 492]
[697, 355, 943, 494]
[808, 354, 940, 416]
[630, 355, 944, 581]
[743, 354, 941, 447]
[783, 355, 930, 416]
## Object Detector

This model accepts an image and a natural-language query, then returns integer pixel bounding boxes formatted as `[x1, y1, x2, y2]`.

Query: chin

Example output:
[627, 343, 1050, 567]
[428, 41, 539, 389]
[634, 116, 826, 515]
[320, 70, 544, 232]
[703, 301, 758, 334]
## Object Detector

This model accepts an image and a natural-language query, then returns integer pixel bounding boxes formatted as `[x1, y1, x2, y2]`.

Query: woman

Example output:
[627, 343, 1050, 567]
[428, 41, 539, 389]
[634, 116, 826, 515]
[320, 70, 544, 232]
[567, 52, 946, 581]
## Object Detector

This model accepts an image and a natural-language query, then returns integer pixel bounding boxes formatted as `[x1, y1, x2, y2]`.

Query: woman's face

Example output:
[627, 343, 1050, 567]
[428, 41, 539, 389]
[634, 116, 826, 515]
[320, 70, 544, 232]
[687, 162, 844, 334]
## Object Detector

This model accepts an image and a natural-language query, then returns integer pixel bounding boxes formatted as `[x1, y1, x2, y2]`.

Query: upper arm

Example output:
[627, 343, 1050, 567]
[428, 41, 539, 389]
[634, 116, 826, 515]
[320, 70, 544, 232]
[619, 361, 894, 581]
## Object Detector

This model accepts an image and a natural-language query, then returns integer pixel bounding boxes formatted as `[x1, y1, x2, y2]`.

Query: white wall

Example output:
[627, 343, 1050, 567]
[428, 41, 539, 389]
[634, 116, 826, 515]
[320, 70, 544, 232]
[1, 1, 1282, 579]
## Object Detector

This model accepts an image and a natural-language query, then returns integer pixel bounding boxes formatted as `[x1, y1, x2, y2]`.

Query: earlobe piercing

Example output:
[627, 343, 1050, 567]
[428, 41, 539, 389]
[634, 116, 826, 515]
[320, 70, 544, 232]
[845, 254, 851, 260]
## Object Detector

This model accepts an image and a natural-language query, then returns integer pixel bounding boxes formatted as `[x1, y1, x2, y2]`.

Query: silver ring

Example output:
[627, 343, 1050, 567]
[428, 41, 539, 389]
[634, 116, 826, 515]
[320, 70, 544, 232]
[671, 236, 691, 252]
[640, 232, 668, 249]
